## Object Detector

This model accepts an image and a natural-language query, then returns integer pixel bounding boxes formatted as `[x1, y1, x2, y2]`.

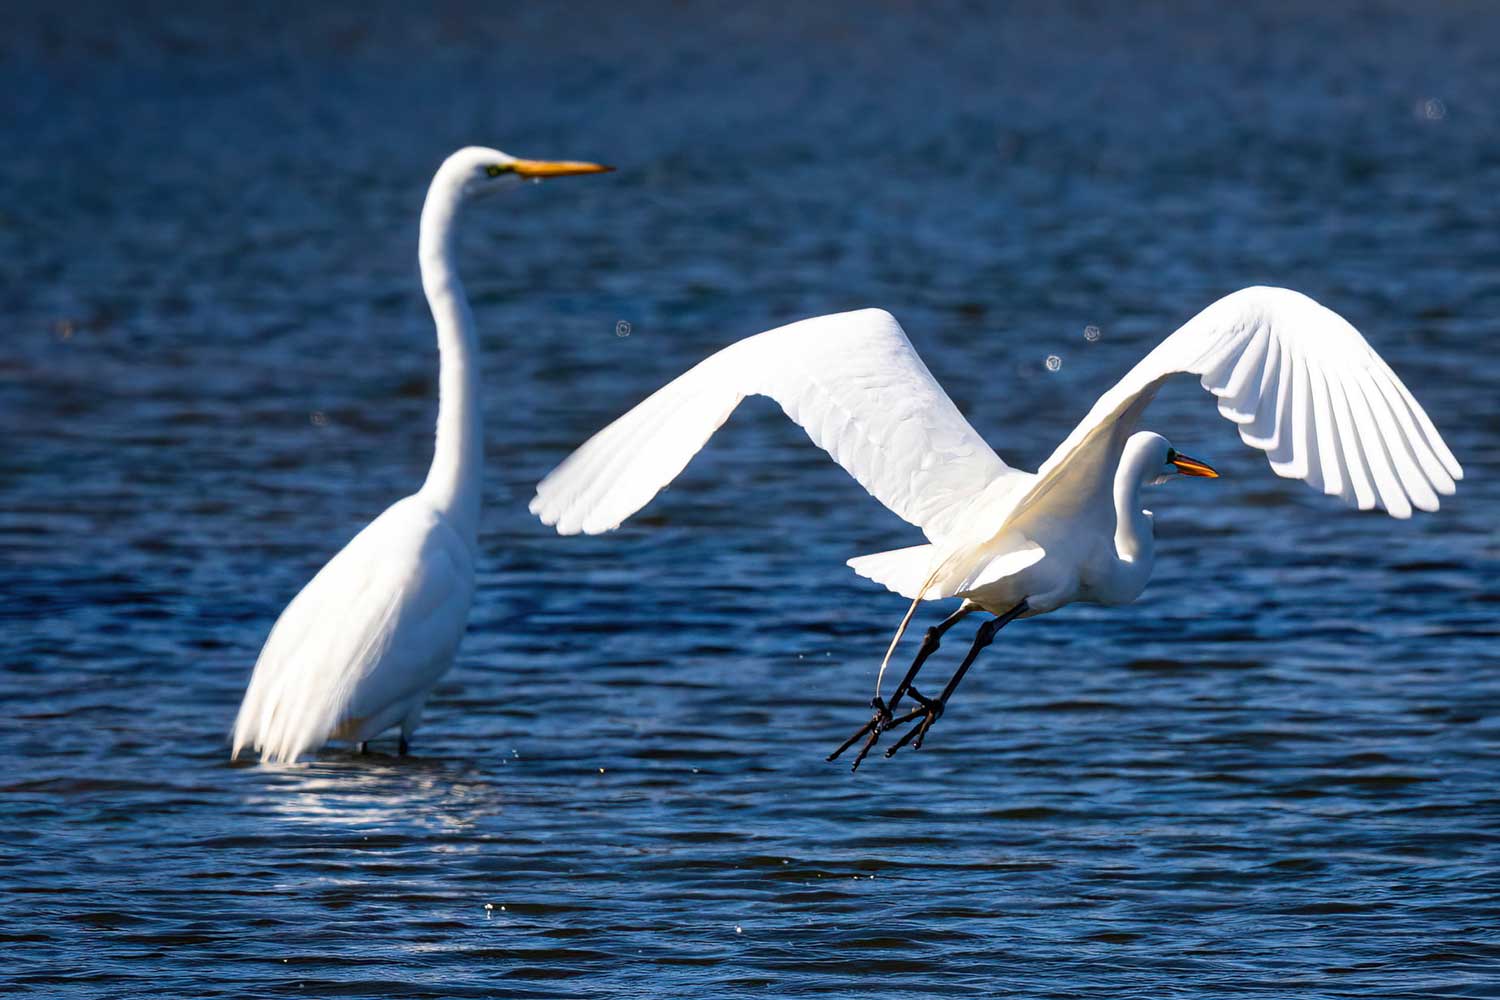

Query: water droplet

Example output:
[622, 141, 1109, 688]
[1420, 98, 1447, 121]
[310, 411, 328, 426]
[1045, 354, 1062, 372]
[1084, 325, 1101, 342]
[734, 925, 743, 934]
[615, 319, 632, 337]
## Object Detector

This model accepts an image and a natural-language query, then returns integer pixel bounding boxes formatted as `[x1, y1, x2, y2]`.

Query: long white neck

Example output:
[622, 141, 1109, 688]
[417, 172, 482, 547]
[1110, 443, 1157, 594]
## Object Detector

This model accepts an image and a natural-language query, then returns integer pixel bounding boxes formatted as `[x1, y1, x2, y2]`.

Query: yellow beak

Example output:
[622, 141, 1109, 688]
[1170, 452, 1221, 478]
[509, 159, 615, 178]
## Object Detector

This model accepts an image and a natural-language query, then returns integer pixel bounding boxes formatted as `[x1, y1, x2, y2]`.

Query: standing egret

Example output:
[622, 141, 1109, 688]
[232, 146, 611, 764]
[530, 288, 1461, 768]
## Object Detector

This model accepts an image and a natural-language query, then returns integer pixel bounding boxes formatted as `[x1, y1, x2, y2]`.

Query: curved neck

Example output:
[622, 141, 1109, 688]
[1112, 447, 1156, 572]
[417, 176, 482, 547]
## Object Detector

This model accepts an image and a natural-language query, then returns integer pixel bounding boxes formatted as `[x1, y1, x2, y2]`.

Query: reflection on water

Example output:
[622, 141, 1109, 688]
[240, 755, 496, 833]
[4, 2, 1499, 996]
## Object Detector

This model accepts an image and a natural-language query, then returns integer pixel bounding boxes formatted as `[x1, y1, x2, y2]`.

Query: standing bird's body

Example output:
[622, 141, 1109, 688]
[531, 288, 1462, 766]
[233, 146, 610, 764]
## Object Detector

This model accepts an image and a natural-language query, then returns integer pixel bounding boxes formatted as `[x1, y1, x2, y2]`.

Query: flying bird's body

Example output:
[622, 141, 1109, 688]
[532, 287, 1461, 766]
[233, 146, 610, 764]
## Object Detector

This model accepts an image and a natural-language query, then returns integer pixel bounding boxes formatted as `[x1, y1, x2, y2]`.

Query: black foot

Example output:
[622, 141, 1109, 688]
[827, 696, 894, 772]
[358, 742, 369, 755]
[884, 688, 945, 758]
[398, 737, 410, 756]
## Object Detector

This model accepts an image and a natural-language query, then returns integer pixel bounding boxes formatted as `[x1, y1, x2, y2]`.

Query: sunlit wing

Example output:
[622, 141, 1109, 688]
[1015, 286, 1461, 525]
[531, 309, 1029, 541]
[232, 498, 473, 763]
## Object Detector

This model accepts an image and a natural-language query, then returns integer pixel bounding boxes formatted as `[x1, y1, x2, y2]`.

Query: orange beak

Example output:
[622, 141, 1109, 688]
[509, 159, 615, 178]
[1170, 451, 1220, 478]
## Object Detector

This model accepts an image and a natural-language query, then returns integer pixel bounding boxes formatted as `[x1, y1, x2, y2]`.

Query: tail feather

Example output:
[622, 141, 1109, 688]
[846, 544, 940, 599]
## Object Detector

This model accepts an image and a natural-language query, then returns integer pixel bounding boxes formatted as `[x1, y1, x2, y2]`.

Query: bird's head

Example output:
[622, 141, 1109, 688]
[439, 145, 614, 199]
[1130, 431, 1221, 487]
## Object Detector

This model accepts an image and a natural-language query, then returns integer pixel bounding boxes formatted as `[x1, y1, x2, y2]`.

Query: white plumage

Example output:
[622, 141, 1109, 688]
[233, 499, 473, 763]
[532, 286, 1461, 763]
[532, 307, 1031, 540]
[233, 146, 610, 764]
[534, 286, 1458, 562]
[1033, 285, 1460, 523]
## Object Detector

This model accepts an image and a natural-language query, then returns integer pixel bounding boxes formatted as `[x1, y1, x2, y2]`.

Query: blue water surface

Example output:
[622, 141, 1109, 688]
[3, 3, 1499, 997]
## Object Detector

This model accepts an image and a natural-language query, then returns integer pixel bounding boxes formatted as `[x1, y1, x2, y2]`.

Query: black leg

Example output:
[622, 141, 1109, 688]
[398, 736, 409, 756]
[828, 603, 976, 771]
[884, 598, 1029, 759]
[358, 742, 369, 755]
[885, 603, 977, 718]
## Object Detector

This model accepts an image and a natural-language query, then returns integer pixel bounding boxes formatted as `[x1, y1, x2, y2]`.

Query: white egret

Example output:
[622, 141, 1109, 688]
[232, 146, 611, 764]
[530, 288, 1462, 768]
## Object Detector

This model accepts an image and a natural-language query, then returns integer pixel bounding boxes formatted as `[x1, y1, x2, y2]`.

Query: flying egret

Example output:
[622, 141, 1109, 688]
[530, 288, 1462, 768]
[232, 146, 612, 764]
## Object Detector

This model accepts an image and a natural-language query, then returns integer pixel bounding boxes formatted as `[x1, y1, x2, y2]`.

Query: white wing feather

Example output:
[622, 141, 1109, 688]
[232, 496, 474, 764]
[530, 309, 1027, 541]
[1018, 286, 1461, 525]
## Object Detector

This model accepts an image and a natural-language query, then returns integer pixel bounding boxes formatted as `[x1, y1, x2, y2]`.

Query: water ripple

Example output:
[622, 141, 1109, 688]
[4, 2, 1500, 997]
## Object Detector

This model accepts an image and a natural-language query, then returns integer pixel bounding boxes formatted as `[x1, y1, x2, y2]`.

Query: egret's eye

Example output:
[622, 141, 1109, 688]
[485, 164, 509, 178]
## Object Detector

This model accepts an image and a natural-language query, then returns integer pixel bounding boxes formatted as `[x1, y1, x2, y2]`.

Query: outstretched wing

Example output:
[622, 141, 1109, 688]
[531, 309, 1028, 541]
[1020, 286, 1461, 524]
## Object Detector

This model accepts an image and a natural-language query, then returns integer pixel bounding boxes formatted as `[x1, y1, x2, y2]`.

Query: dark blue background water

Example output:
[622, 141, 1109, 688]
[4, 3, 1498, 996]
